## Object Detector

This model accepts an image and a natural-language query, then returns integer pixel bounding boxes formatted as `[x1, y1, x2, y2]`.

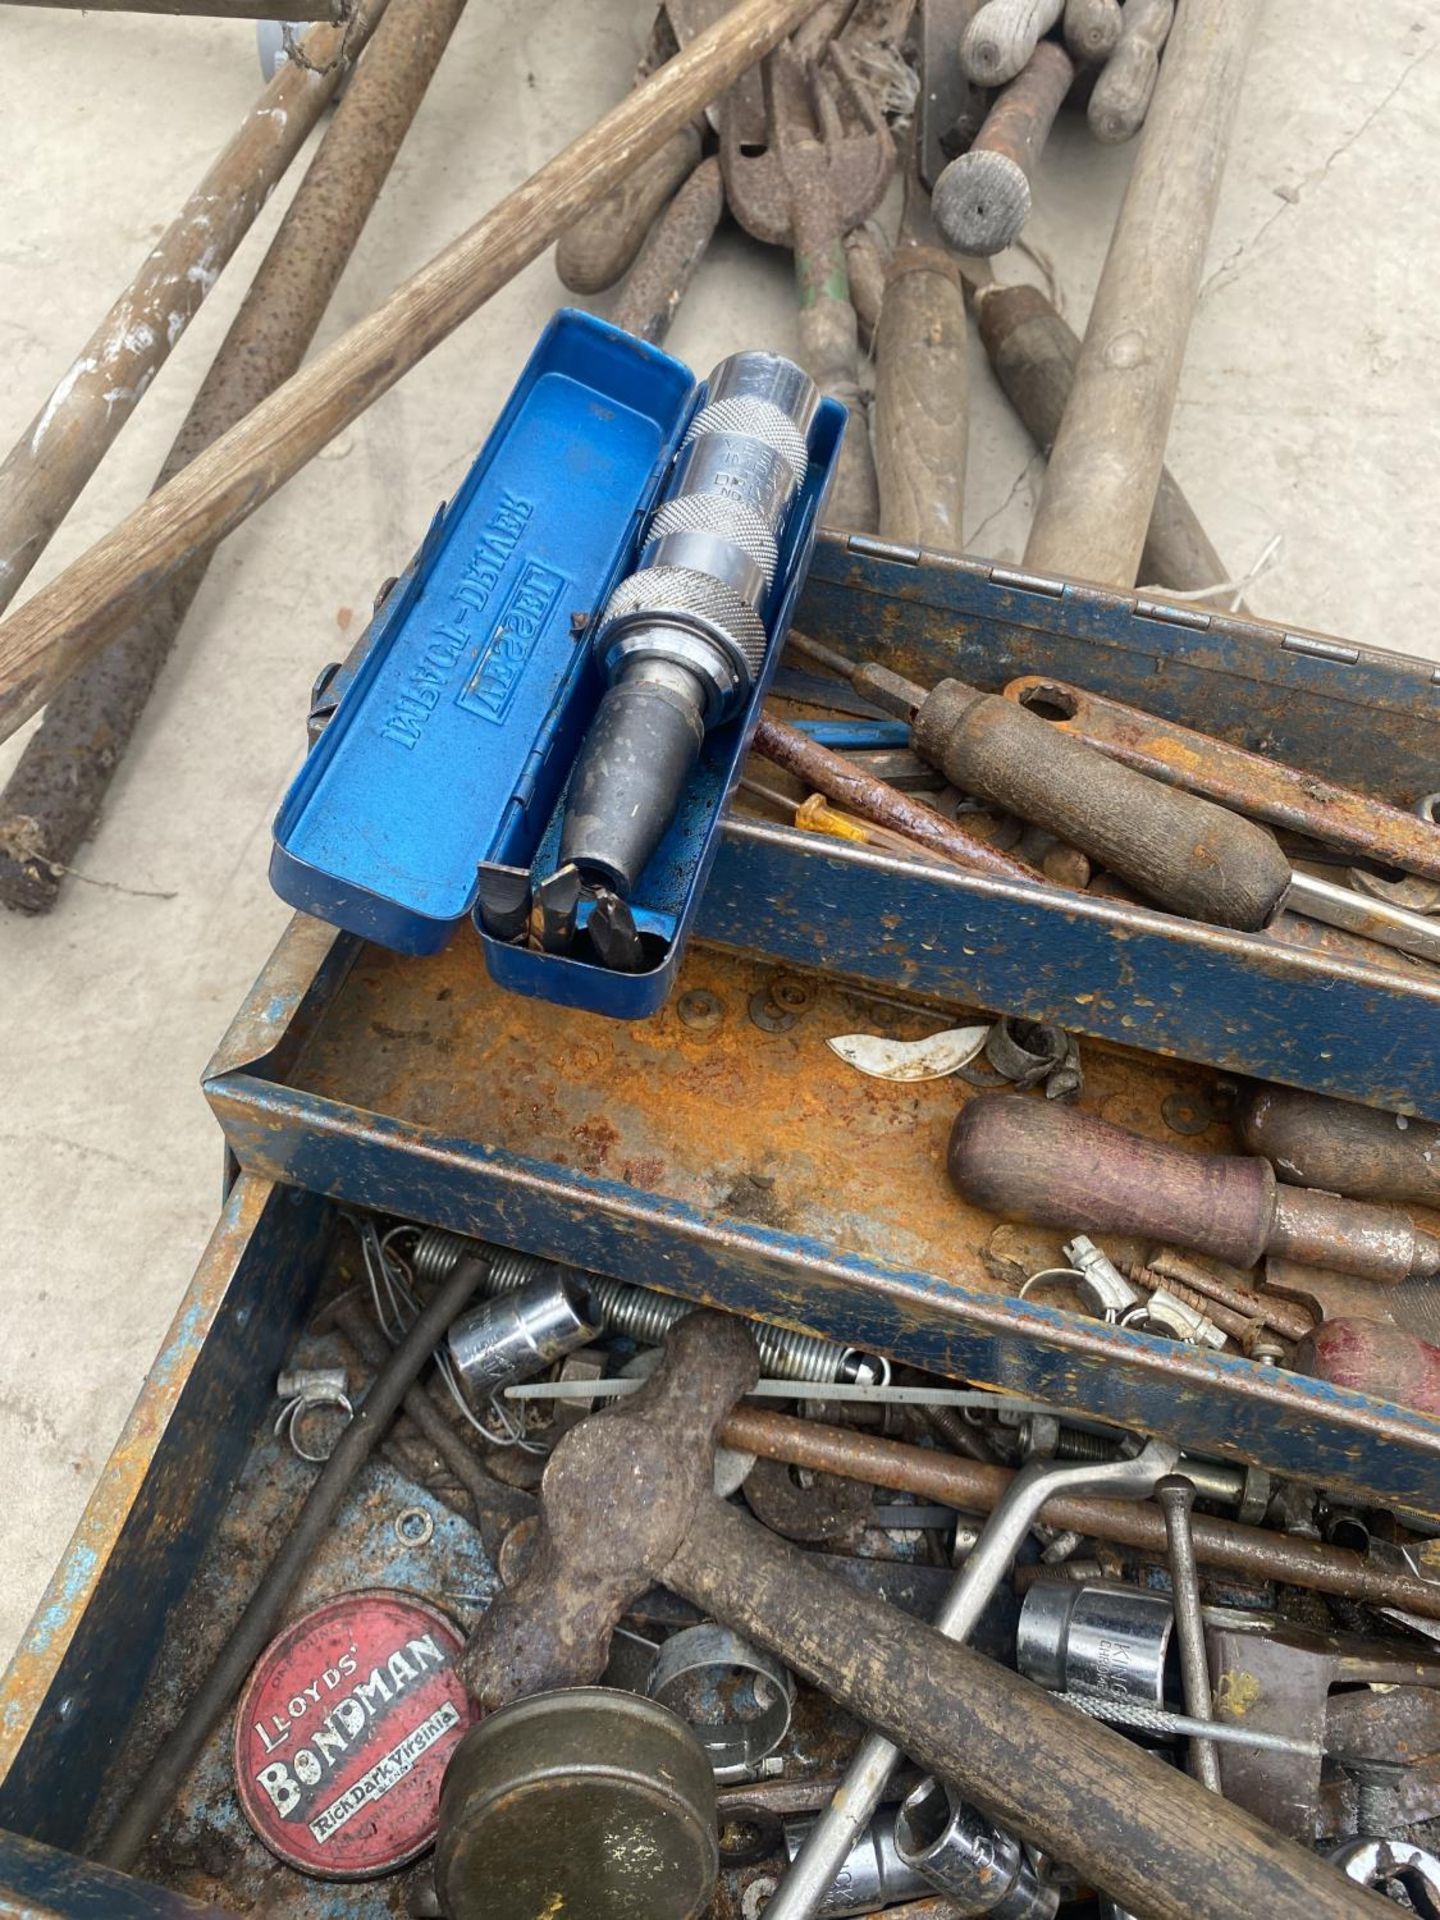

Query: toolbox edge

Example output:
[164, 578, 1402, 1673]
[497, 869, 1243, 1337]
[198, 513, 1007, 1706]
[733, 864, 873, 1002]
[0, 1178, 332, 1851]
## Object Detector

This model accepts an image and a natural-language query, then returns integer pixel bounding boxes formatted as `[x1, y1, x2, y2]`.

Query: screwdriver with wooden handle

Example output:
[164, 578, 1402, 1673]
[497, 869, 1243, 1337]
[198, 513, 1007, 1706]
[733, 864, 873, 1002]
[1238, 1085, 1440, 1208]
[948, 1093, 1440, 1288]
[854, 660, 1440, 966]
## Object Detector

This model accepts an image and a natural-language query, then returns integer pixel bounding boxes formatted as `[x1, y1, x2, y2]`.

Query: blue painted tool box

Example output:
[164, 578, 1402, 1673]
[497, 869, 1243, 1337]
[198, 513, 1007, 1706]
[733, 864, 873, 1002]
[5, 538, 1440, 1912]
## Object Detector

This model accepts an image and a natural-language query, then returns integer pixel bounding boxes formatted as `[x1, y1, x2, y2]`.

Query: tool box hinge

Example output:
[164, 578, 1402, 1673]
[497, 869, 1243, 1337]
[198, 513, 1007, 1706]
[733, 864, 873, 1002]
[988, 566, 1065, 599]
[846, 533, 923, 566]
[1134, 599, 1213, 632]
[1282, 633, 1360, 665]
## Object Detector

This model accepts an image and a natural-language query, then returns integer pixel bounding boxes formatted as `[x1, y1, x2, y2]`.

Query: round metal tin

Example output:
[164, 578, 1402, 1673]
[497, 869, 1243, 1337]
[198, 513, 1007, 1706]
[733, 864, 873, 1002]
[233, 1589, 475, 1880]
[436, 1685, 719, 1920]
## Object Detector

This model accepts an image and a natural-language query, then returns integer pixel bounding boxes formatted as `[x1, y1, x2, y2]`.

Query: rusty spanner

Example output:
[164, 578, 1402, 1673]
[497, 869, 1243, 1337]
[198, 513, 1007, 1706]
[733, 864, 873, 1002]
[723, 39, 894, 530]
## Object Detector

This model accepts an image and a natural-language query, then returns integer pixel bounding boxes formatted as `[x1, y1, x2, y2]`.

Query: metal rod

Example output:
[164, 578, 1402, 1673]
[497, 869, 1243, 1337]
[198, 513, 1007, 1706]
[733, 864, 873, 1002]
[97, 1256, 485, 1870]
[0, 0, 831, 742]
[0, 2, 384, 628]
[330, 1295, 507, 1530]
[1156, 1475, 1224, 1792]
[0, 0, 466, 914]
[753, 713, 1043, 883]
[506, 1380, 1059, 1408]
[5, 0, 341, 13]
[1284, 870, 1440, 968]
[1061, 1692, 1321, 1761]
[763, 1442, 1177, 1920]
[716, 1405, 1440, 1622]
[1023, 0, 1262, 587]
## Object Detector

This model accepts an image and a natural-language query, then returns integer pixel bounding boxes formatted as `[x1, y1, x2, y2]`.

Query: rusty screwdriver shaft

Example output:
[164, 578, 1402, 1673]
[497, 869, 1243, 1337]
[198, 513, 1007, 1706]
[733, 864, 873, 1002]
[1156, 1475, 1223, 1795]
[753, 714, 1042, 885]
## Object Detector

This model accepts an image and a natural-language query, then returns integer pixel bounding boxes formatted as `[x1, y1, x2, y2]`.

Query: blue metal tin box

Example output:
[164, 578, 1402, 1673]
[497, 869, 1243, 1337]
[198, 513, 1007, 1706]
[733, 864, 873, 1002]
[270, 310, 843, 1019]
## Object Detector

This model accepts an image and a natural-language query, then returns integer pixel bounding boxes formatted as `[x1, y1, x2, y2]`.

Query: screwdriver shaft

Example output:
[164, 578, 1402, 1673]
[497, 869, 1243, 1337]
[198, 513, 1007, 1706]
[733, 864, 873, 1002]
[1284, 870, 1440, 967]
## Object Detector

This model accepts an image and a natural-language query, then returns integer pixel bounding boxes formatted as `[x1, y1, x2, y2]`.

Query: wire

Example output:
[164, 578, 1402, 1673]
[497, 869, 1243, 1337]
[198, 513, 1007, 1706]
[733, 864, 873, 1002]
[1137, 533, 1283, 611]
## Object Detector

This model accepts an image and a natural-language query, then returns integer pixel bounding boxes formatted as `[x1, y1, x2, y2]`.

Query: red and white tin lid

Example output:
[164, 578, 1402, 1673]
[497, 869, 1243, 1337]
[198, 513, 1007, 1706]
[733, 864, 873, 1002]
[234, 1589, 476, 1880]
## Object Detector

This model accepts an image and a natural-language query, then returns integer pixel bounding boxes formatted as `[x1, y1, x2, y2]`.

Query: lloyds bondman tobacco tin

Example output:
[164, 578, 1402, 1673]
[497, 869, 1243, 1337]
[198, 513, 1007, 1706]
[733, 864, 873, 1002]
[233, 1589, 476, 1879]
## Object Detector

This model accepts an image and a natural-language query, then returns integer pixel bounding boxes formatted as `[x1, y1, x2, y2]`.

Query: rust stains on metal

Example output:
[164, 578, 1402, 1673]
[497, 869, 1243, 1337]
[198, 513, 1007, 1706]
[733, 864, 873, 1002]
[754, 714, 1043, 883]
[1005, 673, 1440, 884]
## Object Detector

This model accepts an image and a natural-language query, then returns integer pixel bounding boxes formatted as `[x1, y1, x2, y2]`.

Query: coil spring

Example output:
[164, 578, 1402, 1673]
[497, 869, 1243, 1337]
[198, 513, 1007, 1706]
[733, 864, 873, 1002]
[409, 1226, 883, 1385]
[1052, 1428, 1121, 1464]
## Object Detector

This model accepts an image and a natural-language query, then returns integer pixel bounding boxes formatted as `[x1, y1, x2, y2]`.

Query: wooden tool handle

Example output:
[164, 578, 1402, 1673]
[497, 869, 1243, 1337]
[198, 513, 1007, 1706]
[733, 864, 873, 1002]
[675, 1500, 1380, 1920]
[872, 251, 968, 551]
[911, 679, 1293, 928]
[1240, 1085, 1440, 1209]
[949, 1092, 1279, 1269]
[556, 124, 702, 294]
[793, 191, 879, 533]
[1063, 0, 1122, 65]
[1295, 1318, 1440, 1416]
[960, 0, 1065, 86]
[932, 40, 1074, 256]
[610, 155, 724, 345]
[1088, 0, 1174, 142]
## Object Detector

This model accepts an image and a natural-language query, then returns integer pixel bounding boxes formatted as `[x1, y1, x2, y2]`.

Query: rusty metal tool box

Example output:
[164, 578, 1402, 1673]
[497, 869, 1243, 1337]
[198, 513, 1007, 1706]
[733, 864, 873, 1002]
[5, 536, 1440, 1908]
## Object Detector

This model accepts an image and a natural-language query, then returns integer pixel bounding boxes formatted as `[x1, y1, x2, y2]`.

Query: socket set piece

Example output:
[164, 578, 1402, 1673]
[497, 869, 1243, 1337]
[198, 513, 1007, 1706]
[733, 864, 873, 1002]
[556, 353, 819, 899]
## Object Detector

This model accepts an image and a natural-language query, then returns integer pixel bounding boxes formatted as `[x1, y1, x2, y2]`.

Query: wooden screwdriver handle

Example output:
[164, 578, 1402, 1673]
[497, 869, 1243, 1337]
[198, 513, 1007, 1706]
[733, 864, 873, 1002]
[949, 1093, 1436, 1285]
[909, 679, 1293, 929]
[1295, 1319, 1440, 1416]
[932, 39, 1074, 257]
[949, 1092, 1279, 1268]
[1239, 1084, 1440, 1209]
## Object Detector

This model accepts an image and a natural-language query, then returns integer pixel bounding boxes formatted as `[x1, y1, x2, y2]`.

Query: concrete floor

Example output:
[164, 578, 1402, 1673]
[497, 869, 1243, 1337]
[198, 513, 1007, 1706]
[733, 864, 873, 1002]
[0, 0, 1437, 1667]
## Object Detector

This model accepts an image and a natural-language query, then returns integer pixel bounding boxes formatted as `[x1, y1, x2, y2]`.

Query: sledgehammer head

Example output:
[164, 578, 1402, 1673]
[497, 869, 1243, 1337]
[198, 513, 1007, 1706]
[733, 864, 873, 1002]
[460, 1310, 759, 1706]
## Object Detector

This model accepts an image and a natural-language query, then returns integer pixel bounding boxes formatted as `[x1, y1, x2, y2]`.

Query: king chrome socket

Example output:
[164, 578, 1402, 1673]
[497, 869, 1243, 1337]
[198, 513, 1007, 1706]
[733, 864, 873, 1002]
[446, 1271, 600, 1408]
[1017, 1580, 1176, 1707]
[781, 1804, 931, 1918]
[558, 351, 820, 897]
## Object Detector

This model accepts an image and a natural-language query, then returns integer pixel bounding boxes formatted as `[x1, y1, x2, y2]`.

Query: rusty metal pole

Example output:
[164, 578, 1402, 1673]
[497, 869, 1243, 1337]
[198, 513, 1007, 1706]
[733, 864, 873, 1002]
[0, 0, 467, 913]
[1022, 0, 1261, 587]
[6, 0, 341, 15]
[0, 0, 828, 742]
[719, 1405, 1440, 1620]
[0, 1, 385, 625]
